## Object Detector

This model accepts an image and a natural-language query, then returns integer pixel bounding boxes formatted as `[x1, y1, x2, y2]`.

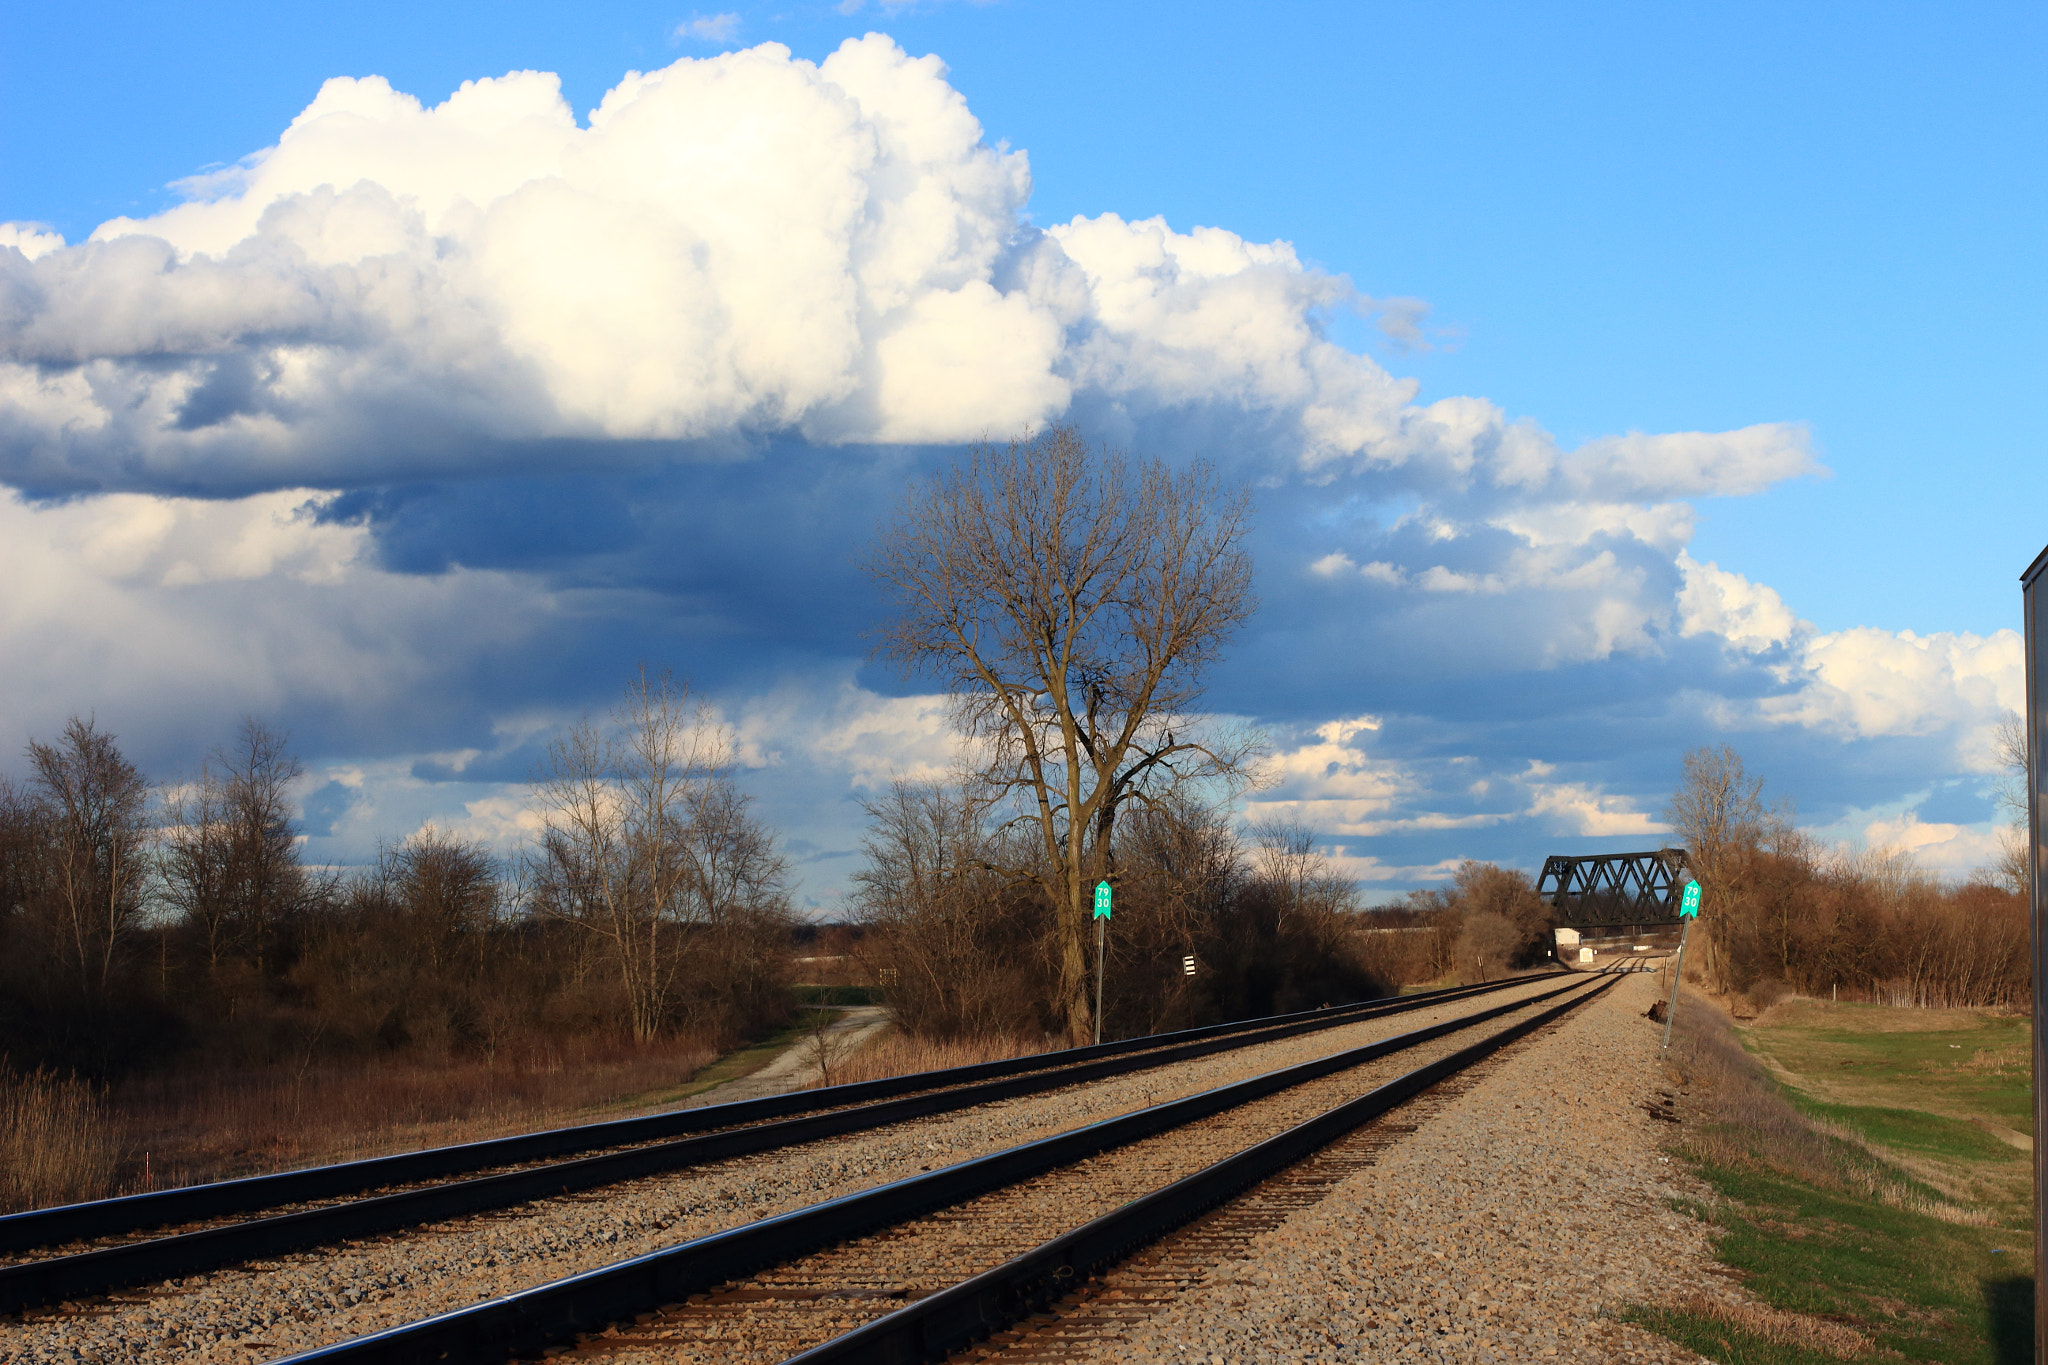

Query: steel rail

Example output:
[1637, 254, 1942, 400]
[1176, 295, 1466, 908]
[0, 975, 1535, 1260]
[266, 973, 1604, 1365]
[0, 978, 1548, 1312]
[785, 972, 1622, 1364]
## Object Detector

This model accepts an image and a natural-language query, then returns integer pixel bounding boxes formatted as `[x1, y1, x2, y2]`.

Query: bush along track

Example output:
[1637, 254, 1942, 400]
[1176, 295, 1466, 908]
[1638, 993, 2034, 1365]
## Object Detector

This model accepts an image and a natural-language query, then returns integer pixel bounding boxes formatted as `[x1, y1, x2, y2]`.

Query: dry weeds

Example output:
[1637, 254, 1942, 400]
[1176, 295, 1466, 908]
[1666, 993, 1843, 1188]
[129, 1038, 719, 1184]
[1671, 1289, 1874, 1359]
[0, 1064, 122, 1213]
[0, 1035, 719, 1211]
[821, 1030, 1052, 1087]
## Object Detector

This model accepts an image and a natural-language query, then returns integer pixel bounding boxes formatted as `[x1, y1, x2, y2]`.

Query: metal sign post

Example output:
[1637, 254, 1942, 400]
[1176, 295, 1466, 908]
[1092, 880, 1112, 1046]
[2019, 543, 2048, 1365]
[1660, 879, 1701, 1051]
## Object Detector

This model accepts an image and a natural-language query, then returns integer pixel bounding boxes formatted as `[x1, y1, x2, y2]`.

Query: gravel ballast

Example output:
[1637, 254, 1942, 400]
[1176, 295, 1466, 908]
[0, 979, 1571, 1365]
[992, 969, 1717, 1363]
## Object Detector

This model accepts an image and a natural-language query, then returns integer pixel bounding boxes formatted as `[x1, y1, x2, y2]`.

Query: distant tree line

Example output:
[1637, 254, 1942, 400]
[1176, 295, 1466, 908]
[1665, 744, 2026, 1011]
[1359, 860, 1563, 987]
[0, 671, 795, 1079]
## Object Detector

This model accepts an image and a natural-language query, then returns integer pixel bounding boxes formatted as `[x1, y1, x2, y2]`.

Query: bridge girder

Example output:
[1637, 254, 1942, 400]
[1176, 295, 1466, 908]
[1536, 849, 1691, 928]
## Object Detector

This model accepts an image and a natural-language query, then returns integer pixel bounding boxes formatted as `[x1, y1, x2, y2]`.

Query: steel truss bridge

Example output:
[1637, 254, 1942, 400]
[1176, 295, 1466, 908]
[1536, 849, 1691, 929]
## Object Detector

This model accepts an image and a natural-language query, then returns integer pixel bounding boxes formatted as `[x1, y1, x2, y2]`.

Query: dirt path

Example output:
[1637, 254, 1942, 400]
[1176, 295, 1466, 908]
[686, 1006, 891, 1106]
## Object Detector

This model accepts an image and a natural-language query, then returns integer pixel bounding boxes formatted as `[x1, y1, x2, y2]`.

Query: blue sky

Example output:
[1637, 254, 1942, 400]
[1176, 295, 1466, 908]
[1, 1, 2039, 905]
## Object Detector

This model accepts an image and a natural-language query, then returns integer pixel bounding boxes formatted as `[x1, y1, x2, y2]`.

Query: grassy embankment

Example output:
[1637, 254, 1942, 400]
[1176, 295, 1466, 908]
[1638, 993, 2033, 1364]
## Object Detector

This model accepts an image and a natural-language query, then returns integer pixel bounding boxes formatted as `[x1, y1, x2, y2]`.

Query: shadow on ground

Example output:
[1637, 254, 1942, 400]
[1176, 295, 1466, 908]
[1985, 1275, 2032, 1364]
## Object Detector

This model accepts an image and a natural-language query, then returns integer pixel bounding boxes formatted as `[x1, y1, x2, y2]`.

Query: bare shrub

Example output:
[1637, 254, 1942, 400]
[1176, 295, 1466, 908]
[1745, 977, 1791, 1013]
[817, 1030, 1050, 1088]
[849, 780, 1050, 1038]
[1347, 922, 1437, 987]
[0, 1063, 121, 1213]
[1454, 910, 1520, 984]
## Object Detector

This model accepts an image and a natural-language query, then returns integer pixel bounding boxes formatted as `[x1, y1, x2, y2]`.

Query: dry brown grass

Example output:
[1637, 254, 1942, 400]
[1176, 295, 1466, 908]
[821, 1030, 1053, 1087]
[0, 1064, 122, 1214]
[1670, 1290, 1873, 1359]
[1666, 992, 1845, 1189]
[101, 1035, 719, 1197]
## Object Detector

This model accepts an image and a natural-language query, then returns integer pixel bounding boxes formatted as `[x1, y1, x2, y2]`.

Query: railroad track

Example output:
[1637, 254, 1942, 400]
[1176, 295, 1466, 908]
[254, 968, 1621, 1365]
[0, 975, 1542, 1315]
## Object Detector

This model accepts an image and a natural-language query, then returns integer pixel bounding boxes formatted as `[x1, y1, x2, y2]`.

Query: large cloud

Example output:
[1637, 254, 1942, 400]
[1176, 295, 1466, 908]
[1675, 555, 2022, 762]
[0, 36, 1816, 505]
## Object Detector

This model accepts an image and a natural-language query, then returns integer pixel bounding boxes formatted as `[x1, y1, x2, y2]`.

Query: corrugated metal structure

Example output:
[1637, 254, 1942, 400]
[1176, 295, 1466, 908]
[2017, 540, 2048, 1365]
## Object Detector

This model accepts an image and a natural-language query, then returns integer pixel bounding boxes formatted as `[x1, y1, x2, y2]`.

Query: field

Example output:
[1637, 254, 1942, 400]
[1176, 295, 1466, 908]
[0, 1024, 827, 1213]
[1641, 996, 2033, 1364]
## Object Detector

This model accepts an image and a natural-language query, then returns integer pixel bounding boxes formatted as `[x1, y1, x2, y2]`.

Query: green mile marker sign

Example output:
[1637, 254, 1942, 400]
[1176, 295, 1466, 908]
[1093, 880, 1112, 920]
[1679, 881, 1701, 919]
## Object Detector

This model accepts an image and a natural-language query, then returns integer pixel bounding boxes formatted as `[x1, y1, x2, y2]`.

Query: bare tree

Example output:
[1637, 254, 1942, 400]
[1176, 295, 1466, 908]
[26, 718, 152, 1002]
[868, 425, 1259, 1043]
[1665, 745, 1765, 875]
[1991, 709, 2029, 898]
[850, 779, 1033, 1037]
[1663, 743, 1771, 990]
[160, 720, 311, 981]
[158, 769, 235, 978]
[1249, 818, 1314, 933]
[1128, 791, 1243, 948]
[529, 669, 789, 1041]
[384, 825, 498, 976]
[0, 778, 45, 930]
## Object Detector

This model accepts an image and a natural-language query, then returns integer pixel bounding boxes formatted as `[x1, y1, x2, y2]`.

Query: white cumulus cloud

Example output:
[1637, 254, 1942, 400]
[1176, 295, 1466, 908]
[0, 37, 1818, 507]
[1759, 626, 2022, 745]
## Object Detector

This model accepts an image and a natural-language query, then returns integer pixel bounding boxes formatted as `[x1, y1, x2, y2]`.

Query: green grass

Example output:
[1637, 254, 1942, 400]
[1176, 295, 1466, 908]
[1743, 1002, 2032, 1135]
[1637, 999, 2034, 1365]
[1739, 1002, 2034, 1223]
[1799, 1100, 2022, 1168]
[1637, 1159, 2031, 1364]
[790, 984, 882, 1007]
